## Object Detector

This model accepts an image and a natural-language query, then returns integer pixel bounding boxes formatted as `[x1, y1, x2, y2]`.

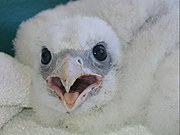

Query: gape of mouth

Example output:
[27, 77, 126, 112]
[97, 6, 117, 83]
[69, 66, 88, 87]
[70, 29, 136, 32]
[47, 75, 102, 100]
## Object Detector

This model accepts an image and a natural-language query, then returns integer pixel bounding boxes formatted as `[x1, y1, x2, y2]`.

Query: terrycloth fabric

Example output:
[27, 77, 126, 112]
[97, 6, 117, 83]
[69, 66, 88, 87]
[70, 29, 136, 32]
[0, 53, 32, 128]
[0, 0, 179, 135]
[0, 109, 153, 135]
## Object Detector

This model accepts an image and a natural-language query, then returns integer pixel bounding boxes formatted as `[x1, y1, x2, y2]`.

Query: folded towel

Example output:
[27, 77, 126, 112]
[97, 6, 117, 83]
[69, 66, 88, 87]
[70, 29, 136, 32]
[0, 53, 32, 128]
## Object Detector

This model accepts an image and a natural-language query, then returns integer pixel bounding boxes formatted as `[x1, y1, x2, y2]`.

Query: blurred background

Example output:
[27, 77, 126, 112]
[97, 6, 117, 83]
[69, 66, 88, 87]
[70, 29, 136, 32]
[0, 0, 72, 57]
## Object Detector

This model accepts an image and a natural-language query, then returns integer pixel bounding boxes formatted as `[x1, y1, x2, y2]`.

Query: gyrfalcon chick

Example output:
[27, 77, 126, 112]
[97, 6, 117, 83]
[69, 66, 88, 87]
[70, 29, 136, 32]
[15, 16, 121, 132]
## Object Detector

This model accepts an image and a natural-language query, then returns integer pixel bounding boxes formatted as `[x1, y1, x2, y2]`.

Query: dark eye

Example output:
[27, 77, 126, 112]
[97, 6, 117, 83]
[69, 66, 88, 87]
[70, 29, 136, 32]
[41, 47, 52, 65]
[93, 43, 107, 61]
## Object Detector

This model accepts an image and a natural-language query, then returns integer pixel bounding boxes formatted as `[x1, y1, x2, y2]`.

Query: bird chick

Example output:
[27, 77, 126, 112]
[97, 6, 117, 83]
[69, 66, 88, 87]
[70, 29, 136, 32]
[15, 16, 122, 134]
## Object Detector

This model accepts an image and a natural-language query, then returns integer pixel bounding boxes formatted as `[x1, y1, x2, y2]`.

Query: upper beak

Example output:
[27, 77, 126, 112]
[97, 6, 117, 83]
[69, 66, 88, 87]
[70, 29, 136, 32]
[60, 55, 84, 93]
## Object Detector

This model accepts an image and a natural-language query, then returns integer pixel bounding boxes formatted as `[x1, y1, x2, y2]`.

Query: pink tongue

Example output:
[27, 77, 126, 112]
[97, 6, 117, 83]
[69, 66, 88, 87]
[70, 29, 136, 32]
[64, 92, 79, 105]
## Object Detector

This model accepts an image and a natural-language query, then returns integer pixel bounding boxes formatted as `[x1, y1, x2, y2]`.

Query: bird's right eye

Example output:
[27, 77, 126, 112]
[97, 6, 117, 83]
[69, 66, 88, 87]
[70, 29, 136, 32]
[41, 47, 52, 65]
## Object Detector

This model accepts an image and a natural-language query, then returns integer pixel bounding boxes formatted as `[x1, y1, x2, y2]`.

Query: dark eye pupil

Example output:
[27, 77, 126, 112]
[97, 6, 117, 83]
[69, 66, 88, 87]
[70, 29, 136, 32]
[93, 44, 107, 61]
[41, 48, 52, 64]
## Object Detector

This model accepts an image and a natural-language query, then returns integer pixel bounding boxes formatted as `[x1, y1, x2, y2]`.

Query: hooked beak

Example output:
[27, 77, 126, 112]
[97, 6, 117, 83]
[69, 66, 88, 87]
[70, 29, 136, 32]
[46, 56, 102, 112]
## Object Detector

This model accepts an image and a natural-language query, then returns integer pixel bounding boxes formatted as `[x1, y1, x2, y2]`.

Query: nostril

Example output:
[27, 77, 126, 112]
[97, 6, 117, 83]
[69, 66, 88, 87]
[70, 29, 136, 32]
[77, 58, 83, 66]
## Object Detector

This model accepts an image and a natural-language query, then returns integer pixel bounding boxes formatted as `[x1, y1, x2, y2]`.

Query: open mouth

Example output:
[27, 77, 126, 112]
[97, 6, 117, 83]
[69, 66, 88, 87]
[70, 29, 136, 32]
[46, 75, 102, 111]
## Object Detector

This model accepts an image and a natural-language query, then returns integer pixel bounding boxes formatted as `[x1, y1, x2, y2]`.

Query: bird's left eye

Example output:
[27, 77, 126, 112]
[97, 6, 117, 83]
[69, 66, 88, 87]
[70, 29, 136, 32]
[41, 47, 52, 65]
[93, 43, 107, 61]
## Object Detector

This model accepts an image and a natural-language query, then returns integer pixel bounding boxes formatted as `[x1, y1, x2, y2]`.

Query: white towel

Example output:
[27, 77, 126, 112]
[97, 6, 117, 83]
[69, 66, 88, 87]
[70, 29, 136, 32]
[0, 53, 32, 128]
[1, 109, 153, 135]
